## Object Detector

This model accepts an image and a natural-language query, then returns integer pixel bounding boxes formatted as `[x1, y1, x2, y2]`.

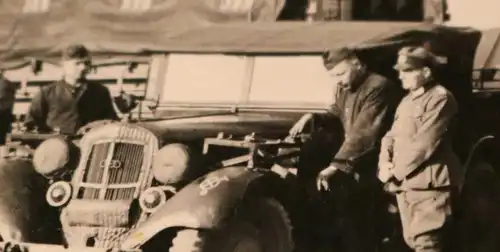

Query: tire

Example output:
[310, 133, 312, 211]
[169, 198, 294, 252]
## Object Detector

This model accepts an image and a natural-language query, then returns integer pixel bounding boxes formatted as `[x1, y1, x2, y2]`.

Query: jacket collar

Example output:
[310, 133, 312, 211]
[58, 79, 88, 99]
[342, 68, 369, 93]
[410, 79, 437, 99]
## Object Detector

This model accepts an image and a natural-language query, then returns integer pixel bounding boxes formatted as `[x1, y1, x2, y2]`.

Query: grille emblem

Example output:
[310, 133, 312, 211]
[100, 160, 122, 169]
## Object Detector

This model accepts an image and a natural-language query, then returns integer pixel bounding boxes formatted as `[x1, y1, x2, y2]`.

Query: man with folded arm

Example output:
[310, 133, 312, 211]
[378, 46, 462, 252]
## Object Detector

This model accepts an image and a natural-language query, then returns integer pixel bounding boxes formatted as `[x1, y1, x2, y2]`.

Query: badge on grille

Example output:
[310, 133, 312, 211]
[99, 160, 123, 169]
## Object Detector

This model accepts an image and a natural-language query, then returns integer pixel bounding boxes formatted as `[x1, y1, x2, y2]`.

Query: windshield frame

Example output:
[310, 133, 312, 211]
[147, 52, 335, 111]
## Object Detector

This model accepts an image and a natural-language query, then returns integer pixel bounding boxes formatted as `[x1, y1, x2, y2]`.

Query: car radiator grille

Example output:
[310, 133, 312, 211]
[75, 125, 158, 201]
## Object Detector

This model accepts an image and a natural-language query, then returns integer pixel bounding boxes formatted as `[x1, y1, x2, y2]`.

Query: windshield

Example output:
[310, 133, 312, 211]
[161, 54, 246, 104]
[158, 53, 334, 107]
[248, 56, 333, 106]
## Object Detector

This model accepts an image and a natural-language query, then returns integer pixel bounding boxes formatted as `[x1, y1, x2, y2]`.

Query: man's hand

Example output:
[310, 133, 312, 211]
[377, 160, 394, 183]
[316, 165, 339, 192]
[289, 113, 313, 138]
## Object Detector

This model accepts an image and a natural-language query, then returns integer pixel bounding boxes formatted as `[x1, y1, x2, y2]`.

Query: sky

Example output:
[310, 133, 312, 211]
[447, 0, 500, 29]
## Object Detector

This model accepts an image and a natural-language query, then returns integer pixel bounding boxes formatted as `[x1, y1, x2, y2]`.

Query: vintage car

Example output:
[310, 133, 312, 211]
[0, 21, 497, 252]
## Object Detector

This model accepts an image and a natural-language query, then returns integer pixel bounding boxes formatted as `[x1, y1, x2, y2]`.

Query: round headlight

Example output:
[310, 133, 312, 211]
[152, 144, 191, 185]
[139, 186, 174, 213]
[33, 138, 74, 178]
[46, 181, 72, 207]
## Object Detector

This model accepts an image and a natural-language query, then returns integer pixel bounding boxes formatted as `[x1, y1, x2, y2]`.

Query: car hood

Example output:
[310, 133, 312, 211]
[135, 111, 303, 142]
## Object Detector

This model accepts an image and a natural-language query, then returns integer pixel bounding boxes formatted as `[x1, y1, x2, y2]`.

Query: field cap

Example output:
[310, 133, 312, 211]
[62, 44, 91, 62]
[394, 46, 446, 71]
[322, 47, 357, 70]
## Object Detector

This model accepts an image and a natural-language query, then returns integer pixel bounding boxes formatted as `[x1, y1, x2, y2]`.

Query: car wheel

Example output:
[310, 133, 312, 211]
[169, 198, 294, 252]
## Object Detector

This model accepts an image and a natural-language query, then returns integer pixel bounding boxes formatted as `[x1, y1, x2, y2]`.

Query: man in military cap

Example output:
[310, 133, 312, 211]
[288, 47, 403, 251]
[25, 44, 124, 134]
[378, 46, 461, 252]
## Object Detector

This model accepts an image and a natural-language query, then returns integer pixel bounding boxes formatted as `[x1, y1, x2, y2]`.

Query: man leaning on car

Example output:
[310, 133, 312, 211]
[24, 44, 120, 135]
[288, 47, 403, 252]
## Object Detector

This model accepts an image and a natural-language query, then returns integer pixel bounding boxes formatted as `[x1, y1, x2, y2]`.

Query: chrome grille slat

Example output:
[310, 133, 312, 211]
[104, 143, 144, 200]
[83, 143, 111, 183]
[81, 143, 112, 199]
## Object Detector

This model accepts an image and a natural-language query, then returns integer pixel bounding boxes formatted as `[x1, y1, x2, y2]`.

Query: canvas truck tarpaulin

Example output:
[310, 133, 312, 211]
[0, 20, 481, 112]
[0, 21, 478, 55]
[0, 0, 285, 64]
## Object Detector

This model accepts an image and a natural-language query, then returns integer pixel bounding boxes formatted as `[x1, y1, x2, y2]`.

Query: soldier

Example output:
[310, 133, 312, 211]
[288, 47, 402, 252]
[378, 46, 462, 252]
[24, 44, 133, 135]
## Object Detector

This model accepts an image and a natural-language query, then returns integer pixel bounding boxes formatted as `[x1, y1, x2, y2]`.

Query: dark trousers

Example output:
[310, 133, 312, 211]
[292, 130, 391, 252]
[292, 172, 391, 252]
[0, 109, 12, 145]
[335, 178, 379, 252]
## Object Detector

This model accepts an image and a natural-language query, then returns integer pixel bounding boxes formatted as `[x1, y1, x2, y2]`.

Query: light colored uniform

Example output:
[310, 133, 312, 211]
[379, 82, 462, 251]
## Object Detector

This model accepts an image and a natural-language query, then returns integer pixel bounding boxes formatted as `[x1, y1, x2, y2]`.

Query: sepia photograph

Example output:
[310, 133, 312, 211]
[0, 0, 499, 251]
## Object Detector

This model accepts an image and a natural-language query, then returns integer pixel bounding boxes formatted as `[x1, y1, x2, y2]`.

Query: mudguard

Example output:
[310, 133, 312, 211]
[0, 159, 61, 243]
[121, 166, 291, 249]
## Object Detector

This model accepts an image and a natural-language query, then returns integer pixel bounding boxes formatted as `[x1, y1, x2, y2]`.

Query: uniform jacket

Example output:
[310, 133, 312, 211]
[0, 76, 16, 111]
[379, 82, 463, 190]
[25, 80, 119, 135]
[315, 70, 402, 174]
[0, 76, 16, 144]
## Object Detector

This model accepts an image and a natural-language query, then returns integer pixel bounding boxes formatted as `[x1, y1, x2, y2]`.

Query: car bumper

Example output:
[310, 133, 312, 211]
[0, 242, 141, 252]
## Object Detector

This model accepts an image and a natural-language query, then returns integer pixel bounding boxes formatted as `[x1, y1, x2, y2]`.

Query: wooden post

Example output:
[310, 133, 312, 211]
[339, 0, 352, 20]
[306, 0, 318, 22]
[319, 0, 352, 21]
[423, 0, 447, 24]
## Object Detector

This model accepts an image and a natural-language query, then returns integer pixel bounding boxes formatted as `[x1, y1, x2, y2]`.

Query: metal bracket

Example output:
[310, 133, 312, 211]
[203, 132, 301, 169]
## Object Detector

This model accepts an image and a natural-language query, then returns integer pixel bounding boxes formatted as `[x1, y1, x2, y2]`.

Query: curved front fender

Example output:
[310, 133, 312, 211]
[122, 166, 289, 249]
[0, 159, 60, 243]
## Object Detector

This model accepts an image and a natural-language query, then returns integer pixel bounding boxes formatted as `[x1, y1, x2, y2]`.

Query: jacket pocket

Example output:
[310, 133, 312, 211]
[429, 162, 451, 188]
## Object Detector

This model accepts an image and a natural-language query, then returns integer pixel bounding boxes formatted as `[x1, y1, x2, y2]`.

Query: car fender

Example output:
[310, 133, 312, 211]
[0, 159, 60, 243]
[122, 166, 292, 249]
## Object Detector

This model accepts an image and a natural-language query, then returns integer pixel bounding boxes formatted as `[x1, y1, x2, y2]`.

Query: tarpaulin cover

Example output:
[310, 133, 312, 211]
[0, 0, 285, 67]
[0, 19, 479, 59]
[0, 0, 481, 74]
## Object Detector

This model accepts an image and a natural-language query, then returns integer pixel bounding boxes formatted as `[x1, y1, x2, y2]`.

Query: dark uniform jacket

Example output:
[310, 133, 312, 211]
[315, 71, 402, 174]
[0, 76, 15, 144]
[379, 82, 462, 190]
[25, 80, 119, 135]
